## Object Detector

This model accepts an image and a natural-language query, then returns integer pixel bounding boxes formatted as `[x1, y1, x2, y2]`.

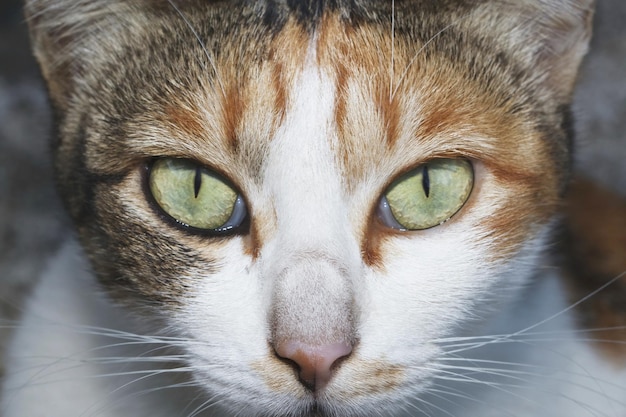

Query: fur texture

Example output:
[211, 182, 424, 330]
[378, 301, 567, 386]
[3, 1, 625, 416]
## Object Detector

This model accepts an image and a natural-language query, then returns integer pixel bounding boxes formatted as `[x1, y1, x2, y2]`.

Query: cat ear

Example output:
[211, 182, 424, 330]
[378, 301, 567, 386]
[24, 0, 127, 108]
[520, 0, 596, 97]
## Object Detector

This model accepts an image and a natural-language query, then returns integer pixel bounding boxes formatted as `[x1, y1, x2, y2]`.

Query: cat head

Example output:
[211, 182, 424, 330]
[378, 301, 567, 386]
[26, 0, 594, 415]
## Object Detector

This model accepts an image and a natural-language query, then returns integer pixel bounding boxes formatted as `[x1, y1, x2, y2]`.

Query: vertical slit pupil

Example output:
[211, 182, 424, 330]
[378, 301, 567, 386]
[422, 165, 430, 198]
[194, 166, 202, 198]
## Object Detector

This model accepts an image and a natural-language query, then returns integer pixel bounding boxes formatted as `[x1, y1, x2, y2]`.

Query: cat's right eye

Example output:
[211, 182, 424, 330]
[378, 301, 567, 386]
[148, 158, 247, 233]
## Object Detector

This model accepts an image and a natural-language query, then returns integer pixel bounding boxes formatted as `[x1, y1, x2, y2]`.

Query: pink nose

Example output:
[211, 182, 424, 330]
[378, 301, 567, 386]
[275, 340, 353, 391]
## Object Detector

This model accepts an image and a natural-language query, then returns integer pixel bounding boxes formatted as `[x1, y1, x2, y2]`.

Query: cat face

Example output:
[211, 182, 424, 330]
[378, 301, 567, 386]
[26, 0, 593, 415]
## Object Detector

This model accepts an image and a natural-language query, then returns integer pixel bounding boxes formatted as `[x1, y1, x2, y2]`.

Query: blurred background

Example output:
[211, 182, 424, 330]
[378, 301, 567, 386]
[0, 0, 67, 387]
[0, 0, 625, 392]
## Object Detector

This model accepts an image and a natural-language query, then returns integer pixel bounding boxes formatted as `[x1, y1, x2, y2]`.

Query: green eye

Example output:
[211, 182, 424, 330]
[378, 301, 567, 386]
[148, 158, 247, 232]
[380, 159, 473, 230]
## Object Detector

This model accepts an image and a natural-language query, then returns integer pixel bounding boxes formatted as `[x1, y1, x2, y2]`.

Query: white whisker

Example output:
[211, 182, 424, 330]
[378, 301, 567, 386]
[426, 384, 521, 417]
[165, 0, 225, 96]
[391, 22, 456, 100]
[389, 0, 395, 102]
[514, 272, 626, 337]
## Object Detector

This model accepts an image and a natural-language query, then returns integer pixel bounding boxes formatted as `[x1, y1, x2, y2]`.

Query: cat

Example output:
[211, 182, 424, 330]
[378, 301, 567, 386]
[2, 0, 625, 416]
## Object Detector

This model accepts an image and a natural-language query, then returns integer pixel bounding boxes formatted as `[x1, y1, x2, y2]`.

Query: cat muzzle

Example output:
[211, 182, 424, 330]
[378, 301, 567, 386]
[269, 256, 357, 392]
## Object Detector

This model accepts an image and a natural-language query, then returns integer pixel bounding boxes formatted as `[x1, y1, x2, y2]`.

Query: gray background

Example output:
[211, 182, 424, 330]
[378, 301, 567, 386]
[1, 0, 625, 394]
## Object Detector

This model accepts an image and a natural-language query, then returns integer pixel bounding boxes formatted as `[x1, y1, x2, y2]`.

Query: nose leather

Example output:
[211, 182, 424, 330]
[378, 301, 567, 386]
[275, 340, 353, 391]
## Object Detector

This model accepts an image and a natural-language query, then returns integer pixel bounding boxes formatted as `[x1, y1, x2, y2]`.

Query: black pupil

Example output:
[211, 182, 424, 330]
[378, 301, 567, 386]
[422, 165, 430, 198]
[194, 166, 202, 198]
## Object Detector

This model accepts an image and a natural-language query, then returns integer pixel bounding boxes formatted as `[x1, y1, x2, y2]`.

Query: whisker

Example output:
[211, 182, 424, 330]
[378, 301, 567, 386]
[84, 375, 205, 417]
[4, 359, 200, 387]
[436, 325, 626, 348]
[165, 0, 225, 96]
[186, 393, 228, 417]
[431, 369, 613, 416]
[425, 384, 520, 417]
[435, 272, 626, 358]
[514, 272, 626, 337]
[389, 0, 395, 102]
[391, 21, 456, 100]
[400, 391, 457, 417]
[431, 342, 626, 415]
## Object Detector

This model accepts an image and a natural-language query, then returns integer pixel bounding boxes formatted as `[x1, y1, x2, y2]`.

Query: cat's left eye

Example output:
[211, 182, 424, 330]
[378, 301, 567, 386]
[378, 159, 473, 230]
[148, 158, 247, 233]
